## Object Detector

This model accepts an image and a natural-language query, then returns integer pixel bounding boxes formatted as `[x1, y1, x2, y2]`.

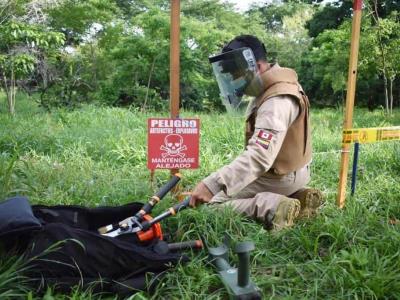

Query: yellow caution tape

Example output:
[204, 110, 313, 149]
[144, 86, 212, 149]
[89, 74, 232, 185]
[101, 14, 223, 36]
[342, 126, 400, 144]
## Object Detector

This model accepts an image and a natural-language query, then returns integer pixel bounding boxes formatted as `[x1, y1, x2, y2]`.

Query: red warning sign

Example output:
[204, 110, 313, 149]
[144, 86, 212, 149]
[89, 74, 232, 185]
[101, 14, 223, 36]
[147, 118, 200, 170]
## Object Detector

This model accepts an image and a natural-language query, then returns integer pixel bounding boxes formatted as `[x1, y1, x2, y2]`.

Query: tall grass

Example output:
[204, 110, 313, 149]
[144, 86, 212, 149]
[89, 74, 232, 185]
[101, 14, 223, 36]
[0, 95, 399, 299]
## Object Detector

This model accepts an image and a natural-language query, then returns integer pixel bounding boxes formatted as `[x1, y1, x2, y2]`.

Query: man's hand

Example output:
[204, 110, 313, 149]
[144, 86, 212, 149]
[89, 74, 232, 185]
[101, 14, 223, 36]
[190, 182, 214, 207]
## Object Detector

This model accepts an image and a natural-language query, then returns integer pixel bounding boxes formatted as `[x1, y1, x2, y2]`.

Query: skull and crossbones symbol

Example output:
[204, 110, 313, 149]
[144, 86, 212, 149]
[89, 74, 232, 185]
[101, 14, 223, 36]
[160, 134, 187, 158]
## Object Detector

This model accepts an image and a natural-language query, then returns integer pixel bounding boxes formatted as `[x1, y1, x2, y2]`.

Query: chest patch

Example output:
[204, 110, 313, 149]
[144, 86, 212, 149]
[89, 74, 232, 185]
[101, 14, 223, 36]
[255, 130, 273, 150]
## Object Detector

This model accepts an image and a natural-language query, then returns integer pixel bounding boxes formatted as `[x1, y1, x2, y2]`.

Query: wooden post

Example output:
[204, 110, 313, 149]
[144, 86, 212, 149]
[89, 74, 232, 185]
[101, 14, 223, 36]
[337, 0, 363, 208]
[170, 0, 180, 182]
[149, 1, 181, 188]
[170, 0, 180, 120]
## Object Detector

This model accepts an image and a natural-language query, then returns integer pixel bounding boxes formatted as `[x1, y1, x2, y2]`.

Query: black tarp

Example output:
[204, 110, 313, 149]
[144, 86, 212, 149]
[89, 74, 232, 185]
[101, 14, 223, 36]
[0, 196, 187, 296]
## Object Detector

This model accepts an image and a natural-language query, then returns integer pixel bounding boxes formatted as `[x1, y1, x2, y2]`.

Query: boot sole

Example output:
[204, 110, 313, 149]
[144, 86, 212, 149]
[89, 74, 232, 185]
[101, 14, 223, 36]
[287, 200, 301, 226]
[273, 199, 301, 231]
[298, 189, 323, 218]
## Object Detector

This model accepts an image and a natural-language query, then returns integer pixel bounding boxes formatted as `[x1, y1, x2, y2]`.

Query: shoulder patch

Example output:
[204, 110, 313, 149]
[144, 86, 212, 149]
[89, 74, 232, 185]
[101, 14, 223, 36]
[255, 130, 273, 150]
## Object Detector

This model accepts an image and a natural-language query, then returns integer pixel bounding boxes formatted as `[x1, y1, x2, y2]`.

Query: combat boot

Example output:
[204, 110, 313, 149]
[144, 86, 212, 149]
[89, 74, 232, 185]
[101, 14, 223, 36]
[290, 188, 323, 218]
[272, 197, 301, 231]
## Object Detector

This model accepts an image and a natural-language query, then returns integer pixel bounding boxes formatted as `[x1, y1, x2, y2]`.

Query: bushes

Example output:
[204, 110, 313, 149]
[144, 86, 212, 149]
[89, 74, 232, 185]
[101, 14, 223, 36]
[97, 78, 167, 110]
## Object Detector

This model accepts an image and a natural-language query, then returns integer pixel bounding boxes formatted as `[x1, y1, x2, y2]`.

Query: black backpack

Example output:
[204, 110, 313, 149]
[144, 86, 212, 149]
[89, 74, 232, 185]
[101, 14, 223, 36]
[0, 196, 188, 296]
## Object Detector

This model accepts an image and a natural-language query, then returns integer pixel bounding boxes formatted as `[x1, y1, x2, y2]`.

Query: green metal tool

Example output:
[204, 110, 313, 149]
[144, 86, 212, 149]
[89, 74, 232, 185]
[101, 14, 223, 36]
[208, 236, 262, 300]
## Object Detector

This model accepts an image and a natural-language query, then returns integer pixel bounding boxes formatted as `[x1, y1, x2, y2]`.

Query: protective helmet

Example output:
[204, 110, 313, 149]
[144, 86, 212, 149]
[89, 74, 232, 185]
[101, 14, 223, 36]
[209, 47, 264, 111]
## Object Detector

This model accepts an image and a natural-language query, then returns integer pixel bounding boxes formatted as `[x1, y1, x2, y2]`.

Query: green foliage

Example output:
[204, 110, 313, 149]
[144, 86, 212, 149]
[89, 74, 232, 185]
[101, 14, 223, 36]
[0, 255, 31, 298]
[306, 0, 400, 38]
[0, 6, 65, 114]
[0, 20, 64, 48]
[38, 53, 94, 110]
[90, 0, 268, 111]
[0, 20, 64, 77]
[370, 13, 400, 79]
[47, 0, 119, 44]
[301, 21, 351, 105]
[253, 3, 314, 72]
[249, 0, 307, 33]
[301, 11, 400, 108]
[0, 97, 399, 298]
[300, 0, 400, 109]
[305, 0, 353, 38]
[1, 0, 399, 112]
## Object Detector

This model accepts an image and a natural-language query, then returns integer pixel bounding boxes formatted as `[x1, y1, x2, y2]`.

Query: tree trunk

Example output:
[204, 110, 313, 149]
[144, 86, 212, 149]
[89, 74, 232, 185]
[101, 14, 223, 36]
[2, 74, 8, 112]
[90, 43, 97, 89]
[383, 73, 389, 114]
[389, 77, 394, 114]
[142, 56, 157, 112]
[372, 0, 390, 114]
[398, 79, 400, 108]
[2, 71, 16, 116]
[11, 69, 16, 115]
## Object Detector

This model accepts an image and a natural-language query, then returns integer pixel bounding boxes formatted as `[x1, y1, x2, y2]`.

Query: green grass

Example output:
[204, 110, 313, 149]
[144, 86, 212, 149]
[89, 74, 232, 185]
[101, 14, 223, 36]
[0, 95, 399, 299]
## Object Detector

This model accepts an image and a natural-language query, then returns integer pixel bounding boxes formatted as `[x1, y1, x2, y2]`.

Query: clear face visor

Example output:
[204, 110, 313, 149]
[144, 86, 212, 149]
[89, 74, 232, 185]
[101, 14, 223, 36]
[209, 47, 262, 111]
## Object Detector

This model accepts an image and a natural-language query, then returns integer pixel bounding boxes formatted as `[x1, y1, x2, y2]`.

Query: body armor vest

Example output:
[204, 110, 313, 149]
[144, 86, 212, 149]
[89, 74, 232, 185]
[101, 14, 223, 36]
[245, 64, 312, 175]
